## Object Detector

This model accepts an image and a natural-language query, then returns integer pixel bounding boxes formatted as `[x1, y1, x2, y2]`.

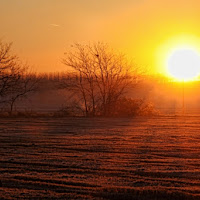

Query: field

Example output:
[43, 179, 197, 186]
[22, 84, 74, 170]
[0, 116, 200, 200]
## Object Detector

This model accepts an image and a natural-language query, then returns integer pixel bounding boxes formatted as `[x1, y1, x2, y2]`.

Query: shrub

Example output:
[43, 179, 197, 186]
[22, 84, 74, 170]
[110, 97, 159, 117]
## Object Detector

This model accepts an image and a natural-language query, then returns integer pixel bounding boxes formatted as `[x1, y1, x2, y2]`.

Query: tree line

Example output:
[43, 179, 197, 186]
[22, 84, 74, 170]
[0, 41, 158, 117]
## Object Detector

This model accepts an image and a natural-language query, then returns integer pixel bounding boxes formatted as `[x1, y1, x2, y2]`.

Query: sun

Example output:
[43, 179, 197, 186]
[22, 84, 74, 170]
[167, 47, 200, 81]
[156, 35, 200, 81]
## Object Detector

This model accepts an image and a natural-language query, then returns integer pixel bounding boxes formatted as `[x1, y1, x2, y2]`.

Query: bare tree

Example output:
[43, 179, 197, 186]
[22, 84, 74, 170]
[63, 43, 141, 117]
[0, 41, 39, 115]
[6, 70, 39, 115]
[0, 41, 19, 98]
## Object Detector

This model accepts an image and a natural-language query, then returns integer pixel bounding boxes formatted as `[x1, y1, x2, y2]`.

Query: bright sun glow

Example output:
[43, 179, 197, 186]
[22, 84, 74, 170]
[167, 48, 200, 81]
[156, 35, 200, 81]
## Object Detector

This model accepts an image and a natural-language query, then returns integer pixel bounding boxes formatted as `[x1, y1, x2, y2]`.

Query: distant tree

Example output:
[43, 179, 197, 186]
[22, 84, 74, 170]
[0, 41, 39, 115]
[0, 41, 18, 98]
[6, 70, 39, 115]
[62, 43, 141, 117]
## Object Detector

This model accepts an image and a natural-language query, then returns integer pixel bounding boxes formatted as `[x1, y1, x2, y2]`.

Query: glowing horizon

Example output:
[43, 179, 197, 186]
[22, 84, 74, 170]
[1, 0, 200, 75]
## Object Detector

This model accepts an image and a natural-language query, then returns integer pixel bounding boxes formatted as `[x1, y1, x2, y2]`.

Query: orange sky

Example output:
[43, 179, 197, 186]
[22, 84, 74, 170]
[1, 0, 200, 73]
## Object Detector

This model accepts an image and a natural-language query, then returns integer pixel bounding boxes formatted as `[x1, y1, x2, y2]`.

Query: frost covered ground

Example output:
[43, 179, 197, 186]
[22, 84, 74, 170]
[0, 116, 200, 200]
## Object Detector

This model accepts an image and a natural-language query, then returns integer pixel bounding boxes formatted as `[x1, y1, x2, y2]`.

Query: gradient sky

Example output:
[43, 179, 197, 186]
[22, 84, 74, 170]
[1, 0, 200, 73]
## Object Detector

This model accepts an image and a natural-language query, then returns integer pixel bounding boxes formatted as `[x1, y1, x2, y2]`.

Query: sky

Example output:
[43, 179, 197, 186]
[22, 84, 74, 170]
[1, 0, 200, 73]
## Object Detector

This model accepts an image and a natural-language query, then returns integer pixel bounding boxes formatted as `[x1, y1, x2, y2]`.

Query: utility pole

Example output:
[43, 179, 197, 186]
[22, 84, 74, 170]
[182, 80, 185, 115]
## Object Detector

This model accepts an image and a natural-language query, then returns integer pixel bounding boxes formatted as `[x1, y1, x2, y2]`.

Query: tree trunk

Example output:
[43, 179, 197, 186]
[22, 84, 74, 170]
[9, 101, 14, 116]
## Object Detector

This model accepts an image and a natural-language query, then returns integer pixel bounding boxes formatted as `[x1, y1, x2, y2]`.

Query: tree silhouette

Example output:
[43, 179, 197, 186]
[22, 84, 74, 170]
[62, 43, 141, 116]
[0, 41, 39, 115]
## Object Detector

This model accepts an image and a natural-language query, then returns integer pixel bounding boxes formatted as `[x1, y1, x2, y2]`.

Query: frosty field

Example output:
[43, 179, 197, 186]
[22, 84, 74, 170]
[0, 116, 200, 200]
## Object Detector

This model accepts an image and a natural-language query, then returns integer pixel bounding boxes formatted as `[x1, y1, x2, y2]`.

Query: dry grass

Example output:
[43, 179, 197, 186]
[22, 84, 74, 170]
[0, 116, 200, 199]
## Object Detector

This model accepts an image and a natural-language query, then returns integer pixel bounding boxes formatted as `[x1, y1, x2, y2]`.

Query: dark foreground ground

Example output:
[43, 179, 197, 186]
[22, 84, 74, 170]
[0, 116, 200, 200]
